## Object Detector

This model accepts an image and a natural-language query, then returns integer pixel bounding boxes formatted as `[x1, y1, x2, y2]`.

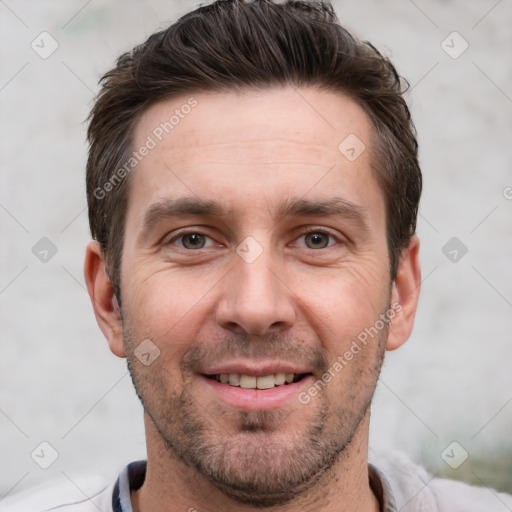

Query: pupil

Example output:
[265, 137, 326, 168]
[306, 232, 328, 249]
[184, 234, 204, 248]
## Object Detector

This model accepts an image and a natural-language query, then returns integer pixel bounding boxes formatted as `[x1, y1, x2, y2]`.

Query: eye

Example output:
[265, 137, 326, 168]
[171, 232, 215, 250]
[297, 231, 337, 249]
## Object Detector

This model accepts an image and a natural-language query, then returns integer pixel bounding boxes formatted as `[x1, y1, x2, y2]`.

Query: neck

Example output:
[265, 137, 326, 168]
[131, 411, 380, 512]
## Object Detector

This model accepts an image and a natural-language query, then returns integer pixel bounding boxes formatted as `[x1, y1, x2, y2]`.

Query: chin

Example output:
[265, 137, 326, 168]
[193, 431, 338, 507]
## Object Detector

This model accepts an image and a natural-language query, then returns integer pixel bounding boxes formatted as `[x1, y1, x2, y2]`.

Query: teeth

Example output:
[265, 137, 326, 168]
[228, 373, 240, 386]
[274, 373, 286, 385]
[240, 375, 257, 389]
[257, 375, 275, 389]
[213, 373, 300, 389]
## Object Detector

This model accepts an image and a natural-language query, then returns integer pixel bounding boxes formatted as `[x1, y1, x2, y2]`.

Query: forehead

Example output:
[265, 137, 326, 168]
[134, 87, 372, 160]
[127, 87, 382, 224]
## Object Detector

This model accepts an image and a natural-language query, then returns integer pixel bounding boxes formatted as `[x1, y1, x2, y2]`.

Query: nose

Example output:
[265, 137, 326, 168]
[215, 250, 296, 336]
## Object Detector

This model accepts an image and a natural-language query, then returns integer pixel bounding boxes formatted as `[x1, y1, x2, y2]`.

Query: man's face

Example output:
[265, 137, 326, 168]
[118, 87, 394, 505]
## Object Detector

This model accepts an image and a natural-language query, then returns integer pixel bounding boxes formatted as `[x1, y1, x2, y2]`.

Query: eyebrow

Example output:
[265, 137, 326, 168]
[276, 197, 369, 227]
[142, 197, 228, 233]
[140, 196, 370, 239]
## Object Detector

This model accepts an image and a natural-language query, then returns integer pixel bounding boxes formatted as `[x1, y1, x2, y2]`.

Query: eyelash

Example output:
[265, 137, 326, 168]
[168, 228, 342, 250]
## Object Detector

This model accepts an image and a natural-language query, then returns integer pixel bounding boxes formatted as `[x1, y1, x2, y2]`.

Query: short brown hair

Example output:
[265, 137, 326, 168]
[86, 0, 421, 300]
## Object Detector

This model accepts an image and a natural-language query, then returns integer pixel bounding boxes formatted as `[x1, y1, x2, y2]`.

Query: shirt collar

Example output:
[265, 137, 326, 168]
[112, 460, 146, 512]
[369, 463, 398, 512]
[113, 460, 397, 512]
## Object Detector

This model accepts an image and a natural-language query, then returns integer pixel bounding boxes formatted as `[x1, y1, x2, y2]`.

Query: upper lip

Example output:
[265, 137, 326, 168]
[200, 361, 313, 377]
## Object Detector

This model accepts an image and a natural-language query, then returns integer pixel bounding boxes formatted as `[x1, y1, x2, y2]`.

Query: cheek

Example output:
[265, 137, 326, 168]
[290, 260, 390, 349]
[343, 258, 390, 314]
[293, 260, 391, 314]
[122, 267, 222, 353]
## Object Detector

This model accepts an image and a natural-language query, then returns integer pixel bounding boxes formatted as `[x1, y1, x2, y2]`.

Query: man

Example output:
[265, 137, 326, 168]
[3, 1, 511, 511]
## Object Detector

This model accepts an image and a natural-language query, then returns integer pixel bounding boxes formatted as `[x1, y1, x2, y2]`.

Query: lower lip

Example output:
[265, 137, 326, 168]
[200, 375, 314, 410]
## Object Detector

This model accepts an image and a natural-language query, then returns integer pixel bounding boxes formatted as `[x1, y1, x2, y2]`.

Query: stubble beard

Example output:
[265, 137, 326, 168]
[123, 321, 387, 507]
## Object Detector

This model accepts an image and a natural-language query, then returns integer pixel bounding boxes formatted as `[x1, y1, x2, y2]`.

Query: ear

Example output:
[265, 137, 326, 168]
[386, 235, 421, 351]
[84, 241, 126, 358]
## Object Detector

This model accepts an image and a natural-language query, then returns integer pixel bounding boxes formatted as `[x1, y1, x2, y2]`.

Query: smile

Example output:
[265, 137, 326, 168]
[206, 373, 308, 389]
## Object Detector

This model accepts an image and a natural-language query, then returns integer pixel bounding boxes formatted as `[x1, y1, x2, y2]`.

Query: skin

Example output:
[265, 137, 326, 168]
[85, 86, 421, 512]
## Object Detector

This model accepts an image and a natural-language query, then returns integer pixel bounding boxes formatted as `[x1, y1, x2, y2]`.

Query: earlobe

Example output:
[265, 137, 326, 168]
[386, 235, 421, 351]
[84, 241, 126, 358]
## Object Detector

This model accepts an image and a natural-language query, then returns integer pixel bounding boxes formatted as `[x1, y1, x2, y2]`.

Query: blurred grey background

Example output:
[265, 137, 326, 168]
[1, 0, 511, 498]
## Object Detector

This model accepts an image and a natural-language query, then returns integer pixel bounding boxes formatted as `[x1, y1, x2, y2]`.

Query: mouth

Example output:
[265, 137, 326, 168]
[204, 372, 311, 389]
[199, 363, 316, 410]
